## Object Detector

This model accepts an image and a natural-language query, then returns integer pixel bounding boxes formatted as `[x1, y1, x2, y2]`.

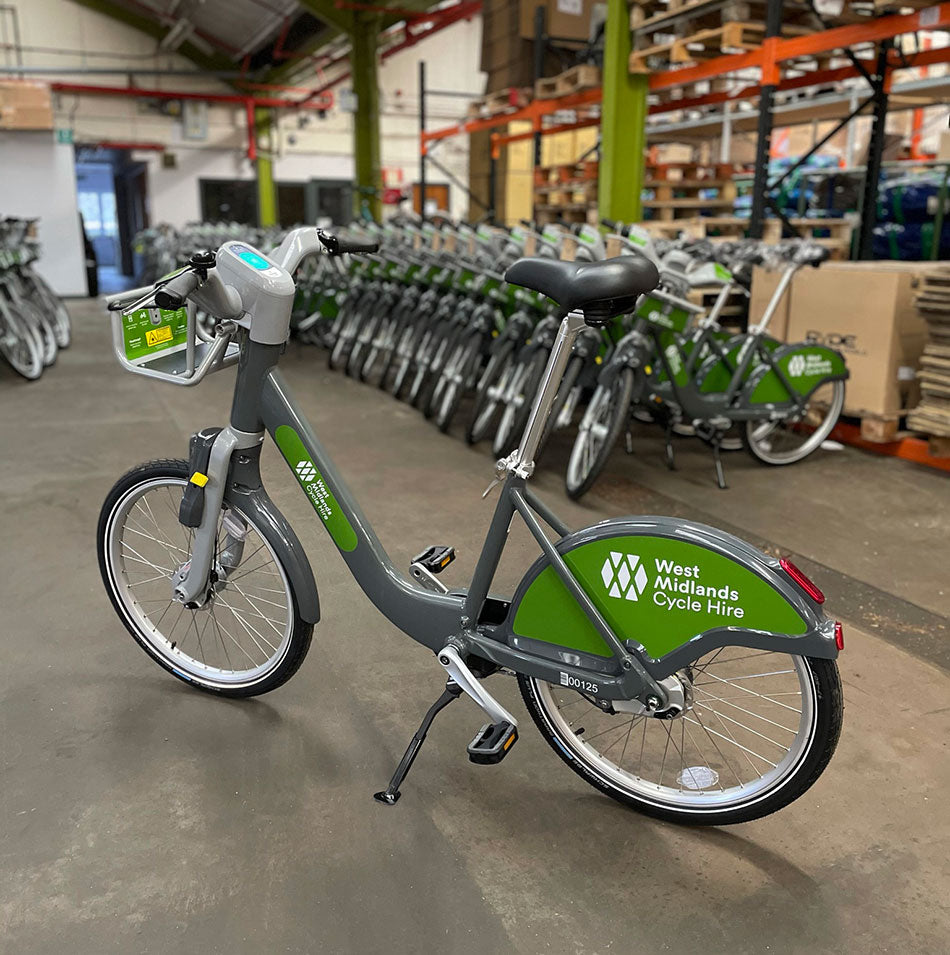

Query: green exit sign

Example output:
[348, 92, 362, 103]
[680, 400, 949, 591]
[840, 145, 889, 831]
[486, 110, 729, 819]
[55, 128, 73, 144]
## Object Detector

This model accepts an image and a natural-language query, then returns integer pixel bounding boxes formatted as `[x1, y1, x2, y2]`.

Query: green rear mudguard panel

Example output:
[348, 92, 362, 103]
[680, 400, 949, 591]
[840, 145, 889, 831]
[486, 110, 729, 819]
[505, 517, 837, 679]
[744, 343, 848, 405]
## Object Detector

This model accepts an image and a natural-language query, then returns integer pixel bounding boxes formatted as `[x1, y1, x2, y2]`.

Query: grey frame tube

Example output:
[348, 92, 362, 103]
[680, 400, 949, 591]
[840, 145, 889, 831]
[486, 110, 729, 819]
[261, 368, 465, 652]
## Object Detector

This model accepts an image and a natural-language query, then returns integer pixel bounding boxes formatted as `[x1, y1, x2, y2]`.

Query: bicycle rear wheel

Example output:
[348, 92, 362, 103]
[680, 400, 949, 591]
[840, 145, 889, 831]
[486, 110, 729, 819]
[744, 380, 845, 465]
[519, 649, 842, 826]
[97, 460, 313, 697]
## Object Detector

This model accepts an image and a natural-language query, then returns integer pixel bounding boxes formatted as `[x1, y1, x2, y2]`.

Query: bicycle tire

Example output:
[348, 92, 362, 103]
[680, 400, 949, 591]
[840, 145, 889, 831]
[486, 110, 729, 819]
[519, 653, 842, 826]
[565, 367, 635, 500]
[434, 331, 484, 433]
[465, 341, 515, 445]
[97, 460, 313, 698]
[0, 305, 44, 380]
[492, 348, 549, 458]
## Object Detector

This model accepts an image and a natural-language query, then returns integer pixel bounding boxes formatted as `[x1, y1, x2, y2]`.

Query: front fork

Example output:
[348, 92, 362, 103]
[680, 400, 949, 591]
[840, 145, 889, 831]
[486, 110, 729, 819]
[173, 425, 265, 606]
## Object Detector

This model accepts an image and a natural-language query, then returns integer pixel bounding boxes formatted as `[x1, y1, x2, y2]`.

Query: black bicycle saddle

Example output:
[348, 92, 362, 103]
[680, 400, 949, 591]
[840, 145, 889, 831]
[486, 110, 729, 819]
[505, 255, 660, 325]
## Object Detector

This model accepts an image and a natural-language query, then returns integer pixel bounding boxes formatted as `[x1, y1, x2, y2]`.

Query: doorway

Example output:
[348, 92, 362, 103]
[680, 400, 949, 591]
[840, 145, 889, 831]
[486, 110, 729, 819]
[75, 147, 149, 295]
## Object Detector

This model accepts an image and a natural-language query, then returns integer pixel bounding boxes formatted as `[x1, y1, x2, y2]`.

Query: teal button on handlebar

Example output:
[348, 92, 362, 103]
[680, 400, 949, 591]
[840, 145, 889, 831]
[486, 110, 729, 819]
[232, 244, 271, 270]
[239, 251, 270, 270]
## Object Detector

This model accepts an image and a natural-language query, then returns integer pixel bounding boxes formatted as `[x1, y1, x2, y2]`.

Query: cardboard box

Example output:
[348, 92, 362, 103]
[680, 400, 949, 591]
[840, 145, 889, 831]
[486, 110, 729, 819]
[937, 131, 950, 162]
[780, 262, 928, 418]
[0, 81, 53, 130]
[520, 0, 594, 42]
[0, 80, 52, 109]
[0, 105, 54, 130]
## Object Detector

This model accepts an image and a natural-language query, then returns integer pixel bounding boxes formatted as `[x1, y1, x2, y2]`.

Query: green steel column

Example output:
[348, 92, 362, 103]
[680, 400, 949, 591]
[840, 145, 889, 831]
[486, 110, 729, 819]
[255, 106, 278, 227]
[598, 0, 647, 224]
[350, 11, 382, 221]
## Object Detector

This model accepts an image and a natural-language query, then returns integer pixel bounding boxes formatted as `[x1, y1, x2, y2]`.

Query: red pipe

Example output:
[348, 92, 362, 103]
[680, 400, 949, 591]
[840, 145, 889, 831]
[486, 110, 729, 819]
[49, 81, 328, 110]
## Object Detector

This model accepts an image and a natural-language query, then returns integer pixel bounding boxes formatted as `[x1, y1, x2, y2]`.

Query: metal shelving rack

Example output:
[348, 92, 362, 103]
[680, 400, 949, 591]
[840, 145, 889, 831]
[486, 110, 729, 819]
[419, 2, 950, 245]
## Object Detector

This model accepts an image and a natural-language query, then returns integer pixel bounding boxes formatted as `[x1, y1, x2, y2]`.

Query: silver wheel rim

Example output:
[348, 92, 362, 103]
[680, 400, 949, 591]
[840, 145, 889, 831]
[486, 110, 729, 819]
[0, 311, 42, 378]
[747, 381, 845, 464]
[567, 383, 615, 490]
[533, 650, 816, 813]
[106, 477, 294, 688]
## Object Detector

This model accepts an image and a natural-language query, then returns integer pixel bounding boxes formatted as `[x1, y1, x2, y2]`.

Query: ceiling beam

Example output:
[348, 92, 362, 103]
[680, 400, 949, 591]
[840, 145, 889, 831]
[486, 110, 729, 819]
[264, 0, 444, 85]
[69, 0, 236, 74]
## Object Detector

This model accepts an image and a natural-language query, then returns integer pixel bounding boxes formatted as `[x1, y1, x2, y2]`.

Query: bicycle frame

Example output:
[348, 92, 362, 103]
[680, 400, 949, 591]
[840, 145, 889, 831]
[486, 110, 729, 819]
[175, 309, 671, 705]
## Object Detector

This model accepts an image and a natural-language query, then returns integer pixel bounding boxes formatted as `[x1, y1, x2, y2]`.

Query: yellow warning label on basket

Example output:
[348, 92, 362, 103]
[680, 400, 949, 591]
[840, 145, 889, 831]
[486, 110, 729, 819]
[146, 325, 174, 348]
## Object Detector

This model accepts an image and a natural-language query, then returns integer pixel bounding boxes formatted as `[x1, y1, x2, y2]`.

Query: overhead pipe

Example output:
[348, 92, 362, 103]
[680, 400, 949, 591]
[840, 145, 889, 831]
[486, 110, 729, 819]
[49, 80, 333, 111]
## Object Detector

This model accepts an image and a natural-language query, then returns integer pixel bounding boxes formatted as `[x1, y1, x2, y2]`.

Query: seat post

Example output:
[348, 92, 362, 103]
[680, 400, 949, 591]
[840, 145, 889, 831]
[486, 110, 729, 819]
[514, 309, 585, 473]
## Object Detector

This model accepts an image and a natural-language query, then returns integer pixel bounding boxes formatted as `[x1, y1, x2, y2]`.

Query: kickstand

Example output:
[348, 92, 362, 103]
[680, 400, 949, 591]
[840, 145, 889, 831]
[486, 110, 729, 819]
[374, 680, 462, 805]
[664, 423, 676, 471]
[711, 436, 728, 490]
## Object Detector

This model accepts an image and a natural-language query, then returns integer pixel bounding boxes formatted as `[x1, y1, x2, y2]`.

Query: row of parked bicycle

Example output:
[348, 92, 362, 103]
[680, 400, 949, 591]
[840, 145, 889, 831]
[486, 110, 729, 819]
[133, 221, 287, 286]
[0, 217, 72, 381]
[286, 216, 848, 494]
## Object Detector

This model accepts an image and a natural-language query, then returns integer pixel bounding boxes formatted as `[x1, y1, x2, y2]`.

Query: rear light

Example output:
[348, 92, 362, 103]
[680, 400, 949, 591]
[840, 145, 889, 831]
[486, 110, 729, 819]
[834, 622, 844, 651]
[779, 557, 825, 604]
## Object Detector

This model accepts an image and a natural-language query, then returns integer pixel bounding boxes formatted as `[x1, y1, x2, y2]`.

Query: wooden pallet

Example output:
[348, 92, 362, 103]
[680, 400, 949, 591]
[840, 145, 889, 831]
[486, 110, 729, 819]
[630, 18, 812, 72]
[467, 87, 530, 120]
[534, 64, 602, 100]
[638, 215, 854, 256]
[534, 160, 599, 187]
[647, 161, 747, 181]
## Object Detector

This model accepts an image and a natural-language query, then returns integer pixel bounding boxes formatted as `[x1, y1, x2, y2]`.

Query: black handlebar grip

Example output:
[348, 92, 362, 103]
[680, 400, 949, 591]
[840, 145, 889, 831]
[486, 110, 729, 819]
[336, 237, 380, 254]
[154, 269, 200, 309]
[601, 217, 618, 230]
[317, 229, 379, 255]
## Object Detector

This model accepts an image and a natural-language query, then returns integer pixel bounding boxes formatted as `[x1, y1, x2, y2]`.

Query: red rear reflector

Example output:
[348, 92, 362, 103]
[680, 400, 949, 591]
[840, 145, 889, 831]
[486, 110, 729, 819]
[779, 558, 825, 604]
[834, 622, 844, 651]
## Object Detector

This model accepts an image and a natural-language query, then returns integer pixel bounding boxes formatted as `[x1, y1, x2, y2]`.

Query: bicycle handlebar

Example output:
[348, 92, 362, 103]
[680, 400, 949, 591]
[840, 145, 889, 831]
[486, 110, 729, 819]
[154, 268, 201, 309]
[317, 230, 380, 256]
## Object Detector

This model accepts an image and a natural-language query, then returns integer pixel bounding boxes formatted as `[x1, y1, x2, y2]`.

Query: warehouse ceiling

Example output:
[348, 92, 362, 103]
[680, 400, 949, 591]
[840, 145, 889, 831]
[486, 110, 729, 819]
[70, 0, 447, 79]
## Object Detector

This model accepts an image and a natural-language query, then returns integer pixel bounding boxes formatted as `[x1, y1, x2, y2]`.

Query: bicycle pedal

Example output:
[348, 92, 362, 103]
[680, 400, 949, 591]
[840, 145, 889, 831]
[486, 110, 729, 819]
[411, 545, 456, 575]
[467, 721, 518, 765]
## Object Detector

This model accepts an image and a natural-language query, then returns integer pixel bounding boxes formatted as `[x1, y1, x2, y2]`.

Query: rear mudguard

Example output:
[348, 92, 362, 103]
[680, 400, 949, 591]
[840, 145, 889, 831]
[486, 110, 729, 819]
[503, 516, 837, 681]
[224, 451, 320, 624]
[743, 343, 848, 406]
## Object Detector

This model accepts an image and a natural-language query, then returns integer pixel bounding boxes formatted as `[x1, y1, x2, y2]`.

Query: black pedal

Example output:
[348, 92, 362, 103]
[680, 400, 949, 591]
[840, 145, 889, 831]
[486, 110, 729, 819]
[467, 721, 518, 765]
[411, 545, 456, 575]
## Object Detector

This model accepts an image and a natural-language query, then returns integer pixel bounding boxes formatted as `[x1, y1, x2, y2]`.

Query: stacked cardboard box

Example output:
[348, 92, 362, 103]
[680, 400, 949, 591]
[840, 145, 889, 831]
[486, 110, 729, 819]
[749, 261, 929, 421]
[481, 0, 534, 90]
[908, 266, 950, 442]
[0, 81, 53, 130]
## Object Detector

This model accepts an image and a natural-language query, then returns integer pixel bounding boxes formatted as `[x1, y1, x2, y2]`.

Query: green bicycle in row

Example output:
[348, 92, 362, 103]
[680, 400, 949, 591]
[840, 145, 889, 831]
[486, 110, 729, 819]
[99, 228, 843, 826]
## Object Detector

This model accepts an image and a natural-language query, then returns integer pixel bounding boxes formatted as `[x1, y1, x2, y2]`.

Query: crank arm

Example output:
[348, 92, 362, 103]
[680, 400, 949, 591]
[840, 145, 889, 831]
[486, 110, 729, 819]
[437, 645, 518, 727]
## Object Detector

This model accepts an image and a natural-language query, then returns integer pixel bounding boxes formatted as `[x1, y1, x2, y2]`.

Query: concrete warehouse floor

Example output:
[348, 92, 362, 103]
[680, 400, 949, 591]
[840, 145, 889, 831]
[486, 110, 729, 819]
[1, 299, 948, 954]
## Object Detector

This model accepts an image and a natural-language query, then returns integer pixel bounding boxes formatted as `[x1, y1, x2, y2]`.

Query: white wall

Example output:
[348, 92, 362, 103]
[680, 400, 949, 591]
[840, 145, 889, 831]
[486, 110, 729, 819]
[0, 131, 86, 296]
[3, 0, 486, 267]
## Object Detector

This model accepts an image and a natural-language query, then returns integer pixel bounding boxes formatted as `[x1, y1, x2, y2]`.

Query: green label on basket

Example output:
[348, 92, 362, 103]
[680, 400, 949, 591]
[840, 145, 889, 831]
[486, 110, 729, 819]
[122, 307, 188, 362]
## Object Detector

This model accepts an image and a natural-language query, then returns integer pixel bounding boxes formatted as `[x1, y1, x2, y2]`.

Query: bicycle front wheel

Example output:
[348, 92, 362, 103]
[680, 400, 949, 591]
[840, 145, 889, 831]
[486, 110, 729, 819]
[565, 367, 635, 500]
[97, 460, 313, 697]
[0, 306, 44, 380]
[519, 649, 842, 826]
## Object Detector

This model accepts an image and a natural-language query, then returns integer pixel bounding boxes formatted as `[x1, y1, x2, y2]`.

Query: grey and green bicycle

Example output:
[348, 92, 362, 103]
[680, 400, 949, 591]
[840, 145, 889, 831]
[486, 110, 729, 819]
[97, 228, 843, 826]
